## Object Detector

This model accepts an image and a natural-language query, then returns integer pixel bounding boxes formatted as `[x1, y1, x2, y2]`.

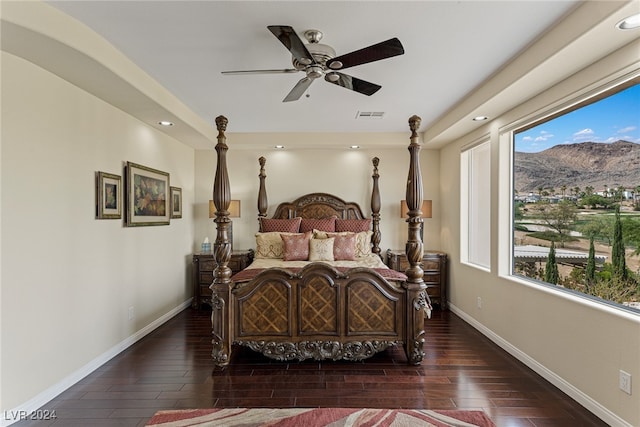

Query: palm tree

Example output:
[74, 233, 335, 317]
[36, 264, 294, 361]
[573, 186, 581, 198]
[561, 185, 567, 198]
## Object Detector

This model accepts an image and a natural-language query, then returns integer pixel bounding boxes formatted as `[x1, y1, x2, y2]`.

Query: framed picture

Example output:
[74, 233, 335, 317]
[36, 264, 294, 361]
[170, 186, 182, 219]
[96, 172, 122, 219]
[125, 161, 170, 226]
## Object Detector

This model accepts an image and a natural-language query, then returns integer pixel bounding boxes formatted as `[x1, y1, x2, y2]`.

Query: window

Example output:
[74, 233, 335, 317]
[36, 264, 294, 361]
[461, 139, 491, 270]
[511, 80, 640, 314]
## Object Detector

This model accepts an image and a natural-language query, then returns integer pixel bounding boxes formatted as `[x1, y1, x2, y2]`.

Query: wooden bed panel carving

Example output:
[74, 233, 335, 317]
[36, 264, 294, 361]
[299, 277, 339, 335]
[272, 193, 366, 220]
[235, 277, 292, 337]
[346, 279, 400, 336]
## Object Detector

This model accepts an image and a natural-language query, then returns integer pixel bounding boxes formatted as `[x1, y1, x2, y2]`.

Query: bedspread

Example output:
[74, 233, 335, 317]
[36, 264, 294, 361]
[231, 254, 408, 284]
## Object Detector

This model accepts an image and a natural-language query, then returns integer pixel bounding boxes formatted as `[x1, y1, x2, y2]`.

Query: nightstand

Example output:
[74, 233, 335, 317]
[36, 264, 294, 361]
[192, 249, 254, 309]
[386, 249, 448, 309]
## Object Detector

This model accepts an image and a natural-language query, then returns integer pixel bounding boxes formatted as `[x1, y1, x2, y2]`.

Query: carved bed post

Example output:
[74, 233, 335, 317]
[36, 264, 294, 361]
[404, 115, 428, 365]
[211, 115, 233, 366]
[257, 156, 268, 229]
[371, 157, 381, 257]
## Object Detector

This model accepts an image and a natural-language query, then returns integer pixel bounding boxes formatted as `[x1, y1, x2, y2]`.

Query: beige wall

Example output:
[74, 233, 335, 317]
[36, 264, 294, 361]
[1, 52, 195, 413]
[439, 40, 640, 426]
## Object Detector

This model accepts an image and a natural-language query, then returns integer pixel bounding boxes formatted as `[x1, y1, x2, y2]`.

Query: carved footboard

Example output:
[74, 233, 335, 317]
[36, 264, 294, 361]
[231, 263, 405, 362]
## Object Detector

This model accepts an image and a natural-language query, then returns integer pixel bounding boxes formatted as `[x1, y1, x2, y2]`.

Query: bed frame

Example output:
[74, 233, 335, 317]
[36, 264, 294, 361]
[209, 115, 428, 365]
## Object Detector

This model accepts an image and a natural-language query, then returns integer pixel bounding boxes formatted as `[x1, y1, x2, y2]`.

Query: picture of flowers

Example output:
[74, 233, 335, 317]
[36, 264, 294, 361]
[125, 162, 170, 226]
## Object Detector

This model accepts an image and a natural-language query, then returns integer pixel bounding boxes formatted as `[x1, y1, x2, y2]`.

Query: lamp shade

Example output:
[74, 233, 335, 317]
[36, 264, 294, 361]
[209, 200, 241, 218]
[400, 200, 432, 219]
[229, 200, 241, 218]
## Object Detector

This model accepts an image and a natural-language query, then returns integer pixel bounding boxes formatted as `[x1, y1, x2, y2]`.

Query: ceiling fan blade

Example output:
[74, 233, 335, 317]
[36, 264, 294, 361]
[324, 72, 381, 96]
[268, 25, 316, 66]
[283, 77, 314, 102]
[221, 69, 298, 75]
[326, 38, 404, 70]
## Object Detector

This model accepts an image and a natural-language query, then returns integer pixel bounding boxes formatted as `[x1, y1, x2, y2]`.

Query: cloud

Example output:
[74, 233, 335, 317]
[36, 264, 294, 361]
[572, 128, 596, 142]
[617, 126, 637, 134]
[534, 130, 554, 141]
[573, 128, 594, 136]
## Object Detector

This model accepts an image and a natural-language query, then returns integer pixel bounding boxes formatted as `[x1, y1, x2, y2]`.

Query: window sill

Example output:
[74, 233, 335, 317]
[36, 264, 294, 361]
[501, 272, 640, 323]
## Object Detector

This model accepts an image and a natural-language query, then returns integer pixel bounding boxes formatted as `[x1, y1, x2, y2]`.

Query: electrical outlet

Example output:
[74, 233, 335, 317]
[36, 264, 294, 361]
[477, 297, 482, 309]
[128, 306, 135, 321]
[619, 370, 632, 395]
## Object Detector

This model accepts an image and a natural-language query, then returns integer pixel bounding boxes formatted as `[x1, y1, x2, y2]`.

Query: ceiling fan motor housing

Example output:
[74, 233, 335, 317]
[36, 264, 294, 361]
[292, 43, 336, 76]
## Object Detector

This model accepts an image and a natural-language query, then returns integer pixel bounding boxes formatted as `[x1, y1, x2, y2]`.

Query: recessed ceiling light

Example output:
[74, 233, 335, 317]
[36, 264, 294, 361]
[158, 121, 174, 126]
[350, 145, 360, 149]
[472, 116, 488, 122]
[616, 13, 640, 30]
[274, 145, 285, 149]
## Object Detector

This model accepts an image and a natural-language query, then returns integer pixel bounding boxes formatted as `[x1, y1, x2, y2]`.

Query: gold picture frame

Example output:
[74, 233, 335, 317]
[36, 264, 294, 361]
[96, 171, 122, 219]
[170, 186, 182, 219]
[125, 162, 170, 226]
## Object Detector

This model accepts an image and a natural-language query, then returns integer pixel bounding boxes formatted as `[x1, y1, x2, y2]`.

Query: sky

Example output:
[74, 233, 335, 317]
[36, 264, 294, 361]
[515, 83, 640, 153]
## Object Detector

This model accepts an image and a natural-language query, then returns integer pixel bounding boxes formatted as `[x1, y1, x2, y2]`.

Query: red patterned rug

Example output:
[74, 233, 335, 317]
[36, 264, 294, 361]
[146, 408, 496, 426]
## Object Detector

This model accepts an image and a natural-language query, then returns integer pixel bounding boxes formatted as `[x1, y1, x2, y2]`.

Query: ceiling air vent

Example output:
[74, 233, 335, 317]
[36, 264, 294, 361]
[356, 111, 385, 119]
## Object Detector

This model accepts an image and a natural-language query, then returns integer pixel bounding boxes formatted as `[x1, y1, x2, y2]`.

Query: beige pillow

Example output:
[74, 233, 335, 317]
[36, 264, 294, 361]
[309, 237, 335, 261]
[255, 232, 297, 259]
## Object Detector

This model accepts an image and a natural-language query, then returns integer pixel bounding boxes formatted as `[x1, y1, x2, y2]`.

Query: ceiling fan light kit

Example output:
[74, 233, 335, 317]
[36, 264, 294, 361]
[222, 25, 404, 102]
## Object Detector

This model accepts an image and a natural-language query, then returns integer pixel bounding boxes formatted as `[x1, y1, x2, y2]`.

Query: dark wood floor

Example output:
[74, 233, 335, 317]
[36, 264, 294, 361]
[11, 308, 607, 427]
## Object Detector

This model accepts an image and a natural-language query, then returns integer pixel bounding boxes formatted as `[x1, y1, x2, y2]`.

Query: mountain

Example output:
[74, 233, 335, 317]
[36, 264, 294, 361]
[514, 140, 640, 194]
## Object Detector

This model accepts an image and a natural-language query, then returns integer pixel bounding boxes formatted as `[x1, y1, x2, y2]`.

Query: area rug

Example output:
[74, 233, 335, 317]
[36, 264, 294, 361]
[146, 407, 496, 427]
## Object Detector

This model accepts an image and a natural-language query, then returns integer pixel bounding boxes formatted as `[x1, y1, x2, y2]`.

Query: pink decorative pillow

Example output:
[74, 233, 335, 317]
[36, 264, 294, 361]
[281, 232, 311, 261]
[300, 216, 337, 233]
[332, 233, 357, 260]
[327, 231, 372, 258]
[335, 218, 371, 233]
[260, 217, 301, 233]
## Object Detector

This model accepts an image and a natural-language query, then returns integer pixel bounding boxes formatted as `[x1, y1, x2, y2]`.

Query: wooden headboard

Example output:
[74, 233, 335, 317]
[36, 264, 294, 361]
[271, 193, 365, 220]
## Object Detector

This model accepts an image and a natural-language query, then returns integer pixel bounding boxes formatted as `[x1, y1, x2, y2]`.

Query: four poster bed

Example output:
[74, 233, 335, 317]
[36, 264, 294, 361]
[209, 115, 429, 366]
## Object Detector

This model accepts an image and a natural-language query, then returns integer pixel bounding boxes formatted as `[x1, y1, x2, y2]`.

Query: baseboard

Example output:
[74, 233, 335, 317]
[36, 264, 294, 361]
[1, 299, 193, 427]
[447, 303, 632, 427]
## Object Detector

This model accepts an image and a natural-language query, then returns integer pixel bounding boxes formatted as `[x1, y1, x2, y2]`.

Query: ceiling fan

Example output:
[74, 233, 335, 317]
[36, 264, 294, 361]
[221, 25, 404, 102]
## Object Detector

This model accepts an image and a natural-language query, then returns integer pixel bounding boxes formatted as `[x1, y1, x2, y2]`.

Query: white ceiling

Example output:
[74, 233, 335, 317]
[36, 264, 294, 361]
[8, 1, 639, 149]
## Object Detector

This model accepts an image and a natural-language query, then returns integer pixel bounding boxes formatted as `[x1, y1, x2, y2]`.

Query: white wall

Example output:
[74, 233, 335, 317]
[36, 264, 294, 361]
[194, 142, 441, 256]
[1, 52, 195, 413]
[440, 41, 640, 426]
